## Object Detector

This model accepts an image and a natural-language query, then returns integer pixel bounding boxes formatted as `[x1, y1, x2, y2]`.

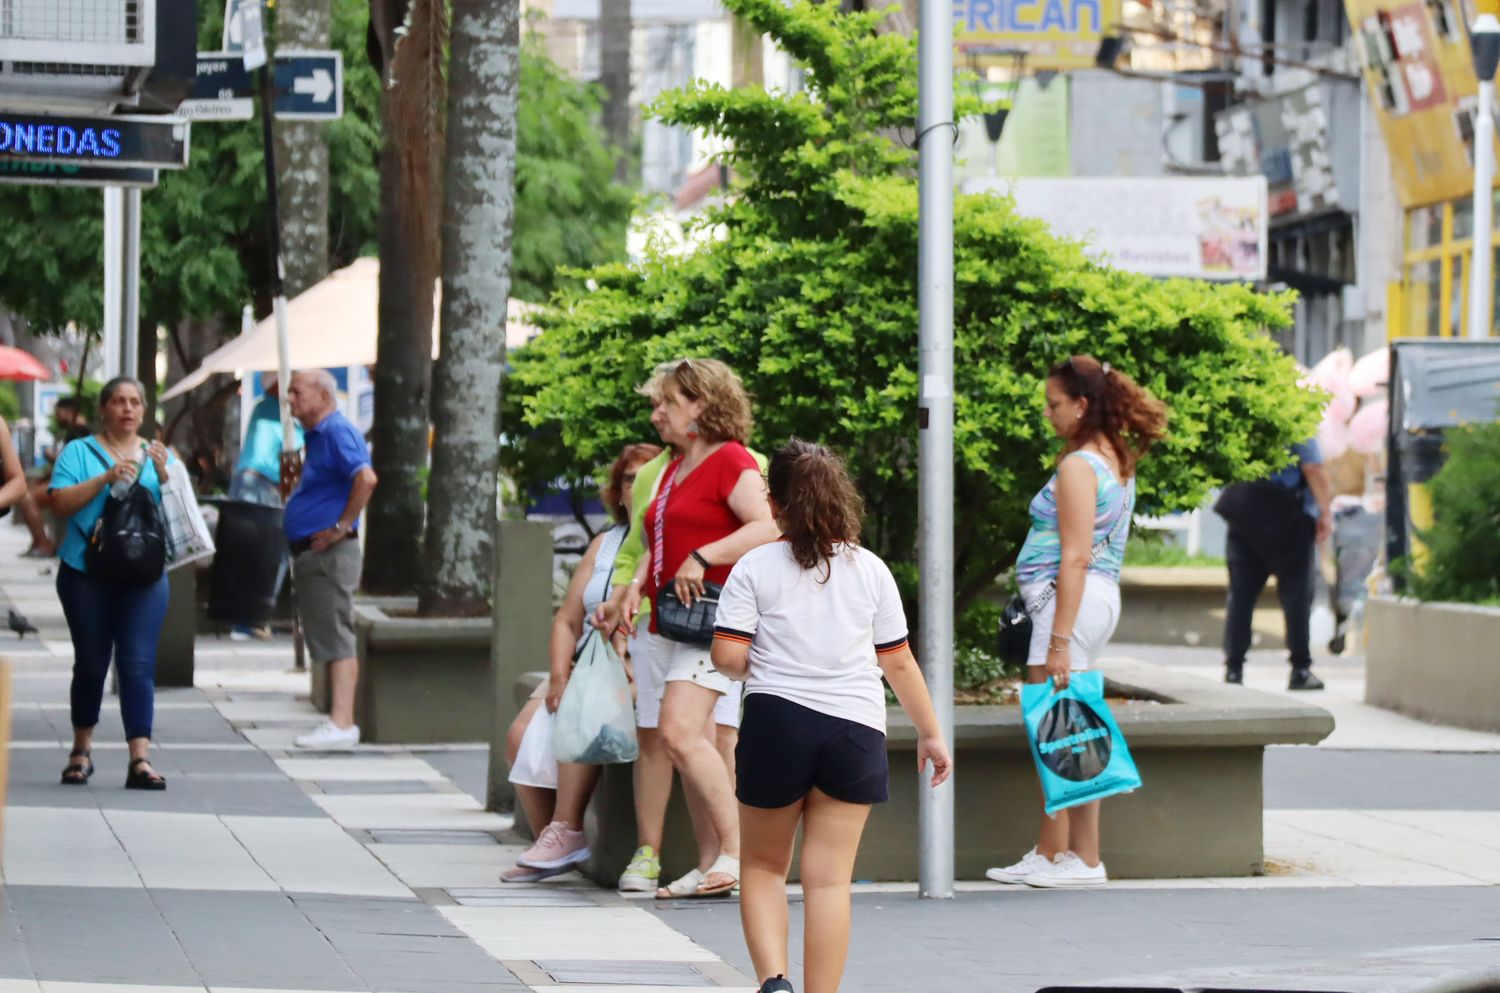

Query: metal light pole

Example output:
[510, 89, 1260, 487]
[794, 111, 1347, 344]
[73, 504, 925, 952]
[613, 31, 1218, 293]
[916, 0, 956, 901]
[1468, 13, 1500, 340]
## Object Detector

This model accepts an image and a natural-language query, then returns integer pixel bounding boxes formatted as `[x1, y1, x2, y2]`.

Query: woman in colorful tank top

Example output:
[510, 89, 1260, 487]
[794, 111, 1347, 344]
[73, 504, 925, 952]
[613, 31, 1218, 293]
[988, 355, 1168, 890]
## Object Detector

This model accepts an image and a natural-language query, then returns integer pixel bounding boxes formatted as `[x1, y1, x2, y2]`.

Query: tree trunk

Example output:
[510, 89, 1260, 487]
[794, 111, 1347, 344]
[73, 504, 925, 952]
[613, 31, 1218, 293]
[418, 0, 521, 617]
[599, 0, 631, 182]
[273, 0, 333, 298]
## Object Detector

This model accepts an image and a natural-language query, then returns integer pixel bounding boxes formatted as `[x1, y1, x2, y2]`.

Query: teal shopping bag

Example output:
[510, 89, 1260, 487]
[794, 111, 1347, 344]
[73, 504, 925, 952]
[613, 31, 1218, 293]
[1021, 670, 1142, 815]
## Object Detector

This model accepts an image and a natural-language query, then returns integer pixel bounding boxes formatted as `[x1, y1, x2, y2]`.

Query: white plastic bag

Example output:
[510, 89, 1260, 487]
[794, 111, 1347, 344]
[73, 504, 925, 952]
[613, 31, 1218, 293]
[552, 631, 639, 764]
[509, 705, 559, 789]
[161, 460, 215, 571]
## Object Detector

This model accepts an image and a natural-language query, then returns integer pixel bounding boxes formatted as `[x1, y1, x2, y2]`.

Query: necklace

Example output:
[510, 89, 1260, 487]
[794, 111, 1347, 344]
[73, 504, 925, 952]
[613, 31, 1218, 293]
[99, 435, 138, 462]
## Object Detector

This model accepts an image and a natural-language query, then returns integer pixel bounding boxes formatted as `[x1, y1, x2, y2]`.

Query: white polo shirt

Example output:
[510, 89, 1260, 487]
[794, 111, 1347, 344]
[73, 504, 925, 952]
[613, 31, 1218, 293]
[713, 541, 909, 733]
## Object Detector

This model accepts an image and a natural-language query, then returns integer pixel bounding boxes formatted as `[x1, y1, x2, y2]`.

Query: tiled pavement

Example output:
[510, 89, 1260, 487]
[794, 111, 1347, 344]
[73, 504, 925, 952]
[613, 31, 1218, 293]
[1, 516, 1498, 992]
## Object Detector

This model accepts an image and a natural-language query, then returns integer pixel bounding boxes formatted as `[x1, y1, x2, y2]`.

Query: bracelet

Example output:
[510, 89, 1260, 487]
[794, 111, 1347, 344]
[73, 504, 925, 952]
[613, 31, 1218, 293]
[1048, 632, 1072, 644]
[690, 549, 711, 569]
[1049, 643, 1069, 654]
[628, 578, 642, 587]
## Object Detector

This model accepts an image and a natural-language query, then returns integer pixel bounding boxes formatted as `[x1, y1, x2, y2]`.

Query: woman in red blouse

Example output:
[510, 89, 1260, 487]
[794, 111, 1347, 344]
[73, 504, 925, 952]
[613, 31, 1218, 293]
[617, 358, 779, 897]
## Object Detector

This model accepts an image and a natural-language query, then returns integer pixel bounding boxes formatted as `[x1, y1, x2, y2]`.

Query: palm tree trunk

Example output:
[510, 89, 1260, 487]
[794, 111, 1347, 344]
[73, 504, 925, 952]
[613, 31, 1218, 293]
[418, 0, 521, 616]
[599, 0, 631, 182]
[363, 0, 445, 595]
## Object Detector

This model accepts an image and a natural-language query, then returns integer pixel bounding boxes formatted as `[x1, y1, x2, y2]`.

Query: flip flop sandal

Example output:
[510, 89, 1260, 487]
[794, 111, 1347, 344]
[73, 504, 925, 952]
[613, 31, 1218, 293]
[656, 867, 706, 899]
[125, 757, 167, 791]
[60, 750, 92, 785]
[694, 855, 740, 897]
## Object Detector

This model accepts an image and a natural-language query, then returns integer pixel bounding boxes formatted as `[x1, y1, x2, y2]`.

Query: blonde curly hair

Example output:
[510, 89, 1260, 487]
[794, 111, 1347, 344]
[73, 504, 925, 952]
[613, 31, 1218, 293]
[638, 358, 754, 445]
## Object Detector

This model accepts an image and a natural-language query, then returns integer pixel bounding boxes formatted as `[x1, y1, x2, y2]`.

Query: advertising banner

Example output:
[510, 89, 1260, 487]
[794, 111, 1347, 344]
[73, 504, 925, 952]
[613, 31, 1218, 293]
[963, 175, 1269, 280]
[953, 0, 1121, 71]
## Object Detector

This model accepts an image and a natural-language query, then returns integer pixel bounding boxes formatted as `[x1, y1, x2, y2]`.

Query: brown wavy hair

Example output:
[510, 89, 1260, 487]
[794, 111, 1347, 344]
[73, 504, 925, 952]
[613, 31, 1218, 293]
[602, 443, 663, 524]
[767, 439, 865, 579]
[638, 358, 754, 444]
[1049, 355, 1168, 479]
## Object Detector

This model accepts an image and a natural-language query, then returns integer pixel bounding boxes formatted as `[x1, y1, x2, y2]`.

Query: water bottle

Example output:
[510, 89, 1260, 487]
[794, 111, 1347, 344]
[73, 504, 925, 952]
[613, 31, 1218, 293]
[110, 446, 145, 499]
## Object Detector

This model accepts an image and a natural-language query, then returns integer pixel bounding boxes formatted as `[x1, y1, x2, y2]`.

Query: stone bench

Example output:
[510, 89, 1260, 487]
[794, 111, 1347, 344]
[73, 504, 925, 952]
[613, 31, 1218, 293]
[539, 657, 1332, 884]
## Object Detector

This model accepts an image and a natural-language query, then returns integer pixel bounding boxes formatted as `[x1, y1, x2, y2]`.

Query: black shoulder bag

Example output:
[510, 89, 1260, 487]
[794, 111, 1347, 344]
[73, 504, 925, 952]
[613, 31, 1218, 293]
[82, 443, 167, 586]
[996, 511, 1128, 667]
[650, 460, 721, 647]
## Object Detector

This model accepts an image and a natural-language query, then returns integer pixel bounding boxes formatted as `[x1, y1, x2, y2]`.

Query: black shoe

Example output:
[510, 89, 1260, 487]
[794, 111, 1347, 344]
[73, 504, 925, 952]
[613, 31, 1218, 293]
[125, 757, 167, 790]
[1224, 665, 1243, 685]
[759, 976, 795, 993]
[1288, 669, 1324, 691]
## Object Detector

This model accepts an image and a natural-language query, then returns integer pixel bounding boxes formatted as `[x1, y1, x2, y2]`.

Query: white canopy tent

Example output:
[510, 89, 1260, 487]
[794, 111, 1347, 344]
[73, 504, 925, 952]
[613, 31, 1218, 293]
[161, 257, 541, 401]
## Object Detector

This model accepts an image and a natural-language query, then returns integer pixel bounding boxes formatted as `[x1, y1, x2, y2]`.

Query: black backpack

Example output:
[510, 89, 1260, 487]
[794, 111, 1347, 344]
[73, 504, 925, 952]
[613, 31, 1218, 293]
[83, 443, 167, 586]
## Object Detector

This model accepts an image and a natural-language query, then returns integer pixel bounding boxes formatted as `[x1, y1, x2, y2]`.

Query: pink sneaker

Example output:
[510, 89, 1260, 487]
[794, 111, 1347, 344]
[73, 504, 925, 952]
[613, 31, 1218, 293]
[516, 821, 590, 870]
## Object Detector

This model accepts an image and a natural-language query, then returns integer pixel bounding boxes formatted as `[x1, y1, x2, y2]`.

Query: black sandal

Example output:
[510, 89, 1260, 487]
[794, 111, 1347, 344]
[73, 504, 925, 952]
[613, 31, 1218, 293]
[125, 757, 167, 791]
[60, 750, 93, 785]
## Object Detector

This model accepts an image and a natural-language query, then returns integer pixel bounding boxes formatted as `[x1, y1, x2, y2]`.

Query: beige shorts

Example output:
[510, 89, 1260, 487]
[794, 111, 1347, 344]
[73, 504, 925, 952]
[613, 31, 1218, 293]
[292, 539, 362, 664]
[633, 630, 742, 729]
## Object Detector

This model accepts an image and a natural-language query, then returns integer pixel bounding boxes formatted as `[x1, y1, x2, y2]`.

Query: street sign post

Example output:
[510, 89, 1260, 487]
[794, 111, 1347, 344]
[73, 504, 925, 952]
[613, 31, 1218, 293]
[0, 160, 157, 188]
[0, 113, 190, 170]
[273, 51, 344, 121]
[179, 52, 256, 121]
[238, 0, 268, 72]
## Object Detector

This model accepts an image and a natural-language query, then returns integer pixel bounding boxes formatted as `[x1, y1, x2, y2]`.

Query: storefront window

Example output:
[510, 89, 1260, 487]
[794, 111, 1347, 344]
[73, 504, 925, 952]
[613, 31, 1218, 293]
[1408, 259, 1441, 337]
[1453, 197, 1474, 241]
[1408, 204, 1444, 251]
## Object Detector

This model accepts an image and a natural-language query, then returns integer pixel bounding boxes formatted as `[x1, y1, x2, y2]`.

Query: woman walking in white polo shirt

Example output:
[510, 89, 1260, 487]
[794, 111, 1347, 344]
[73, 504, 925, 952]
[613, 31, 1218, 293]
[711, 440, 951, 993]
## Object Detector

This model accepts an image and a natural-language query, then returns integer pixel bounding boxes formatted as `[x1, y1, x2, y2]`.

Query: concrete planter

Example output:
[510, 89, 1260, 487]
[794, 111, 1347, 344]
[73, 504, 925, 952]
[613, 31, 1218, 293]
[1115, 566, 1284, 649]
[575, 658, 1333, 884]
[1367, 595, 1500, 733]
[346, 601, 494, 744]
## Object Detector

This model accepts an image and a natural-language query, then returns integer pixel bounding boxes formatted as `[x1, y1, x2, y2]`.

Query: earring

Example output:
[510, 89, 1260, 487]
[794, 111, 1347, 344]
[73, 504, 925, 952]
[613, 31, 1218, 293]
[687, 419, 700, 440]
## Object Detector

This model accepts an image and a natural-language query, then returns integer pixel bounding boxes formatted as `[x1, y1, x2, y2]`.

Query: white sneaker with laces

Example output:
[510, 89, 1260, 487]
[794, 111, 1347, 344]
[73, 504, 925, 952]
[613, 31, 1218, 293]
[294, 721, 360, 750]
[985, 847, 1052, 885]
[1023, 851, 1107, 888]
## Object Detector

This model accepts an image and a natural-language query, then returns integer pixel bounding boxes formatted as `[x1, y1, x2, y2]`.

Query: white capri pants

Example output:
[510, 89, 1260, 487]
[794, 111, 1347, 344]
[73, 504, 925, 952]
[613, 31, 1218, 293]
[1021, 573, 1122, 669]
[632, 629, 743, 729]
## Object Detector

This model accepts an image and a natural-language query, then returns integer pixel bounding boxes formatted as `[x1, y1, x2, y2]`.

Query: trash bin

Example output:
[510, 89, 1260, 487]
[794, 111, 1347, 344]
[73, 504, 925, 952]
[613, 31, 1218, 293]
[1386, 339, 1500, 585]
[208, 499, 286, 628]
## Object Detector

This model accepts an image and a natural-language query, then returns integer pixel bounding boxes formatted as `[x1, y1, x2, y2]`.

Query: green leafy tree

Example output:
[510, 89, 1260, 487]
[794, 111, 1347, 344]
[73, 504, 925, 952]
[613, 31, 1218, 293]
[503, 0, 1321, 637]
[1406, 420, 1500, 604]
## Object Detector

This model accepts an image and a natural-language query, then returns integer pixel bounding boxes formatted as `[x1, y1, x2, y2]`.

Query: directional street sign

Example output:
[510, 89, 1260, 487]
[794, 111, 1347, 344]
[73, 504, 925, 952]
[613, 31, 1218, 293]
[179, 52, 256, 121]
[273, 50, 344, 121]
[0, 160, 157, 189]
[238, 0, 268, 72]
[0, 113, 191, 170]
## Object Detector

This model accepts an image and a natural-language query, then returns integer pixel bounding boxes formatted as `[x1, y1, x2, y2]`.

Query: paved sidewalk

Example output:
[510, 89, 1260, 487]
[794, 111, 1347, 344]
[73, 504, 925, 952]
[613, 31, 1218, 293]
[2, 515, 1498, 993]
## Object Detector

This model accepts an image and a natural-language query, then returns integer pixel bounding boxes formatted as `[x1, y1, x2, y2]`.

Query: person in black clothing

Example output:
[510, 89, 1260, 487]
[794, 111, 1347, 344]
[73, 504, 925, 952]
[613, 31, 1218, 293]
[1217, 438, 1334, 689]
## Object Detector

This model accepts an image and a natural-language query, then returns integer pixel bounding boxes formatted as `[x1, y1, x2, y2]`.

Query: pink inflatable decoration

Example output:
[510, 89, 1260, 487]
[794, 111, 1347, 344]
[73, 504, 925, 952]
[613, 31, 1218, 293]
[1349, 347, 1389, 398]
[1348, 398, 1388, 454]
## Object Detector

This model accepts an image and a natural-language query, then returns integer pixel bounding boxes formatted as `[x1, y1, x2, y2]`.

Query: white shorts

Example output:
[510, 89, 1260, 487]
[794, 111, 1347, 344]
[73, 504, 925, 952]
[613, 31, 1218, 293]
[631, 629, 743, 729]
[1022, 573, 1122, 669]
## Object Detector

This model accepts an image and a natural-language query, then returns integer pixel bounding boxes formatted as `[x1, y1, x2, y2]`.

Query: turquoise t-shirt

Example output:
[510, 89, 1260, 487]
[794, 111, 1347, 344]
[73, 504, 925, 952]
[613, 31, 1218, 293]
[236, 393, 304, 481]
[49, 437, 168, 574]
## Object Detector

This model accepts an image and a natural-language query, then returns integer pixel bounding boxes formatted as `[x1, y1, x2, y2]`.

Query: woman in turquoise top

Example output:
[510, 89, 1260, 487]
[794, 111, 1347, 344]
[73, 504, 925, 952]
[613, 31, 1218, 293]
[48, 377, 175, 791]
[988, 355, 1167, 890]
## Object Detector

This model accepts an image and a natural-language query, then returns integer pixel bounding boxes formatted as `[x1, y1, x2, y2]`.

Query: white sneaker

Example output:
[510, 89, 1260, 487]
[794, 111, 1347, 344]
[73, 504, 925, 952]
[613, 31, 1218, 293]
[1023, 851, 1107, 888]
[294, 721, 360, 750]
[985, 847, 1053, 885]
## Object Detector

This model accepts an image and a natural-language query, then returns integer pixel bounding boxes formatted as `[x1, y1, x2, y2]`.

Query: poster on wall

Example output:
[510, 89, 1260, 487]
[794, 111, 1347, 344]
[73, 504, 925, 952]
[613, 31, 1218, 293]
[963, 175, 1269, 281]
[1344, 0, 1492, 206]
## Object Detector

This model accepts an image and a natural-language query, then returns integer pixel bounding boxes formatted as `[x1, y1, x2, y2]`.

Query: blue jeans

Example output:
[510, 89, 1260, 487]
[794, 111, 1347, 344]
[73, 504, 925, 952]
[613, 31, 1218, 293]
[57, 564, 170, 740]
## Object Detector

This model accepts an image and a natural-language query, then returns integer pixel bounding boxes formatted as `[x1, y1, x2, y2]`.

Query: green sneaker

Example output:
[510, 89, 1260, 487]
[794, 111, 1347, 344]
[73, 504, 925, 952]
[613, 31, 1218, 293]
[618, 845, 661, 892]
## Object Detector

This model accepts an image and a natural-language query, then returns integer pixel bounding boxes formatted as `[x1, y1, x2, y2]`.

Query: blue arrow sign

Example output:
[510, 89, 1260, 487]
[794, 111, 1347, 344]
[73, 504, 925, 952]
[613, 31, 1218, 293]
[273, 50, 344, 121]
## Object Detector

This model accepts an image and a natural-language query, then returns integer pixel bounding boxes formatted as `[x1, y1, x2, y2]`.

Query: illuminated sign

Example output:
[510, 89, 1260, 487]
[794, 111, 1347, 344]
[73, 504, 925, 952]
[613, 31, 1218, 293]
[0, 160, 157, 188]
[953, 0, 1119, 71]
[0, 113, 190, 170]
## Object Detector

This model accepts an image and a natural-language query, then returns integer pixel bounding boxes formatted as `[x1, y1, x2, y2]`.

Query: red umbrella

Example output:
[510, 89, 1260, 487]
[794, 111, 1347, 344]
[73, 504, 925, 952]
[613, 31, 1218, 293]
[0, 346, 50, 381]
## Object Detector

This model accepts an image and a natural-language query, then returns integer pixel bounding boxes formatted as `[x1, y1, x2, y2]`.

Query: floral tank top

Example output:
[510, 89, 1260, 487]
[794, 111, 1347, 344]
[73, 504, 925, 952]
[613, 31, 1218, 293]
[1014, 451, 1135, 586]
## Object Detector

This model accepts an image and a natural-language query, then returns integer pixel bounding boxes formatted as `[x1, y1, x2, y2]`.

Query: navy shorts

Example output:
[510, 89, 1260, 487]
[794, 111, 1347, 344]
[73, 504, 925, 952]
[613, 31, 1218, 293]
[735, 694, 889, 809]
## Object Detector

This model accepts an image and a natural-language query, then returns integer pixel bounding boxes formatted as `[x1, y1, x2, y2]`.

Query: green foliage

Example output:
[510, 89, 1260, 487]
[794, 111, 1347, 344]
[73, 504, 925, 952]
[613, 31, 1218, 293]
[1123, 534, 1226, 568]
[0, 383, 18, 424]
[513, 32, 633, 302]
[502, 0, 1321, 621]
[1407, 421, 1500, 604]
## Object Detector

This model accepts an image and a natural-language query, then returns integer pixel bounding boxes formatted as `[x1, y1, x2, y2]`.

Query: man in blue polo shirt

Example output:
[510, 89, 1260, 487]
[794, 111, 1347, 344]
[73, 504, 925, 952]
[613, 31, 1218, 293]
[283, 369, 378, 749]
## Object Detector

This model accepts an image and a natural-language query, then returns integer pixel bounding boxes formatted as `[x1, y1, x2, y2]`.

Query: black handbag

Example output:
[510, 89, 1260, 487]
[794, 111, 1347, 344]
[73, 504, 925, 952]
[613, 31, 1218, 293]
[655, 581, 722, 647]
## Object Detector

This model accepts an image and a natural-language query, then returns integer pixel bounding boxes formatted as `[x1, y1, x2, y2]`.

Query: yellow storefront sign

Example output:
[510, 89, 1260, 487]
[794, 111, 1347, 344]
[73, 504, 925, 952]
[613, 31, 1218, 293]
[953, 0, 1119, 71]
[1345, 0, 1495, 206]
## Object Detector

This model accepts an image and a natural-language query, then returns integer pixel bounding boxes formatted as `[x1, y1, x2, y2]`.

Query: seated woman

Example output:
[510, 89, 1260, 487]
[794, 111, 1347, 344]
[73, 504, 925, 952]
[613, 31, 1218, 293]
[501, 442, 661, 882]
